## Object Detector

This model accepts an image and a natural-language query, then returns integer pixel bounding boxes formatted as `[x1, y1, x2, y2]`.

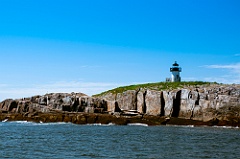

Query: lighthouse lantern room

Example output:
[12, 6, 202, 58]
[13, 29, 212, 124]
[170, 61, 182, 82]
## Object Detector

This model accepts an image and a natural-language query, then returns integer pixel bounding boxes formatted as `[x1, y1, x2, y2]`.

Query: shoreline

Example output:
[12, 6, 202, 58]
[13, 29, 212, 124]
[1, 112, 239, 127]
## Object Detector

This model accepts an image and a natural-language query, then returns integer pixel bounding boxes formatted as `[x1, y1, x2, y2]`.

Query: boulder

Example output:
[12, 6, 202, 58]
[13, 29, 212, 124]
[137, 90, 145, 114]
[0, 99, 18, 113]
[116, 90, 137, 111]
[98, 93, 116, 113]
[162, 91, 173, 116]
[145, 90, 161, 116]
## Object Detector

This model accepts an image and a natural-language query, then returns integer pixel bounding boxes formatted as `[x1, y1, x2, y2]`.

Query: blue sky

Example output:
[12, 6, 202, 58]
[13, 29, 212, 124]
[0, 0, 239, 100]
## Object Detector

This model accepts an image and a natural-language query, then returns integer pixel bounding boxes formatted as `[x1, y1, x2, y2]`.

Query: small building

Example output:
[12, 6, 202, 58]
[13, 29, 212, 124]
[170, 61, 182, 82]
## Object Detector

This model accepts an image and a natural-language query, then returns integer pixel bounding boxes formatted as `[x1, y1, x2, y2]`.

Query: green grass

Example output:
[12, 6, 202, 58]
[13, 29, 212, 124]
[93, 81, 217, 97]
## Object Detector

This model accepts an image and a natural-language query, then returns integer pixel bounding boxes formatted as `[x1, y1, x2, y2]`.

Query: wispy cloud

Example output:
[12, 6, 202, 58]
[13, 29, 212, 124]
[79, 65, 101, 68]
[181, 77, 198, 81]
[203, 63, 240, 73]
[0, 81, 126, 101]
[0, 84, 8, 87]
[234, 54, 240, 56]
[203, 77, 240, 84]
[202, 63, 240, 84]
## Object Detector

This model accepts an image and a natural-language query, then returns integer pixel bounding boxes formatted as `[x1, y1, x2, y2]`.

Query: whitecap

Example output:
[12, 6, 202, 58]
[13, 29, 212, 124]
[107, 122, 115, 126]
[127, 123, 148, 127]
[86, 123, 116, 126]
[5, 121, 35, 125]
[15, 121, 29, 123]
[213, 125, 239, 129]
[87, 123, 102, 126]
[166, 124, 194, 128]
[1, 119, 8, 122]
[185, 125, 194, 128]
[37, 122, 72, 125]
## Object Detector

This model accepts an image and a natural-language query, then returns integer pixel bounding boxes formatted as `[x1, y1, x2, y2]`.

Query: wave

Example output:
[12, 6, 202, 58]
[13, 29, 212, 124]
[87, 123, 116, 126]
[33, 122, 73, 126]
[1, 119, 8, 122]
[212, 125, 239, 129]
[1, 120, 238, 129]
[127, 123, 148, 127]
[166, 124, 239, 129]
[0, 120, 73, 126]
[166, 124, 195, 128]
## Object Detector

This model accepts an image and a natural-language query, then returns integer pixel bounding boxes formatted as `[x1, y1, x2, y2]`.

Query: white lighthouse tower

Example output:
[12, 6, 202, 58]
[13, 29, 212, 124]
[170, 61, 182, 82]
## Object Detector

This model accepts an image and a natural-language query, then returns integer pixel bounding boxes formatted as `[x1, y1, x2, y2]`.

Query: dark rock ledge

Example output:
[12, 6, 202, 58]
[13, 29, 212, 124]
[1, 112, 238, 127]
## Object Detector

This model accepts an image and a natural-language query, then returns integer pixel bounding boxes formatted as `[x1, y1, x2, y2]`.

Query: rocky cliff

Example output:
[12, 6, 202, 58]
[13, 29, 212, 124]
[0, 92, 107, 115]
[97, 83, 240, 122]
[0, 83, 240, 126]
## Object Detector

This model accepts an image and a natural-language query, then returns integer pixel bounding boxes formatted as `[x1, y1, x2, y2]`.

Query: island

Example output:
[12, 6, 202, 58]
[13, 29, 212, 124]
[1, 82, 240, 127]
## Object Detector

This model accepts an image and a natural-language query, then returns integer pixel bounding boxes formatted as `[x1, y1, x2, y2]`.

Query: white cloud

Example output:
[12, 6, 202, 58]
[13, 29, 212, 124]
[203, 63, 240, 84]
[181, 77, 198, 81]
[203, 77, 240, 84]
[0, 84, 8, 87]
[0, 81, 126, 101]
[0, 80, 156, 101]
[203, 63, 240, 73]
[79, 65, 101, 68]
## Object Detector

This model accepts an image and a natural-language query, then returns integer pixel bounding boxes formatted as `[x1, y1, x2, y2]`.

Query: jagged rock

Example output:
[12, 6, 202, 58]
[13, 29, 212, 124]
[0, 99, 18, 112]
[145, 90, 161, 116]
[17, 100, 32, 113]
[97, 93, 116, 112]
[79, 96, 94, 113]
[0, 93, 108, 115]
[179, 89, 198, 119]
[137, 90, 145, 114]
[162, 91, 174, 116]
[1, 84, 240, 124]
[99, 84, 240, 122]
[115, 90, 137, 111]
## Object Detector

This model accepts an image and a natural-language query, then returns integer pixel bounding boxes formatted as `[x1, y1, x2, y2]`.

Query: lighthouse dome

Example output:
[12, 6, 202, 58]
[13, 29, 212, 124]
[173, 61, 179, 66]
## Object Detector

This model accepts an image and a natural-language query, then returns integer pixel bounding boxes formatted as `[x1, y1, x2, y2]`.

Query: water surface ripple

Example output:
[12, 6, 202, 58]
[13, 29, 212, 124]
[0, 122, 239, 159]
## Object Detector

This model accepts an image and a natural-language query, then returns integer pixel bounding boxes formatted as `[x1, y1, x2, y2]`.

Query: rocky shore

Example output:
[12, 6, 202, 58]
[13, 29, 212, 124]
[1, 112, 236, 127]
[1, 83, 240, 127]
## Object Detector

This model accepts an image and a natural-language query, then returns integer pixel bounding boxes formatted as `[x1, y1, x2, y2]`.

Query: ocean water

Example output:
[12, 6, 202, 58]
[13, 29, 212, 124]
[0, 121, 239, 159]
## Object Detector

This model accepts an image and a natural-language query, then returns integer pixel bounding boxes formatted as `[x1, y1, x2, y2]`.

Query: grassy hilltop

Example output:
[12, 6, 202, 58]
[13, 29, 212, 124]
[93, 81, 218, 97]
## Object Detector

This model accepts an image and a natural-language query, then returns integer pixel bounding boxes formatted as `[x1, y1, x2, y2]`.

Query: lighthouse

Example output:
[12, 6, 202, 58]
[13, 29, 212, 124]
[170, 61, 182, 82]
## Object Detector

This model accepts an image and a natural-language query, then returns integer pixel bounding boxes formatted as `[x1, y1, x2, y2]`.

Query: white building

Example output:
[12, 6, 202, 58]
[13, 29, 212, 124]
[170, 61, 182, 82]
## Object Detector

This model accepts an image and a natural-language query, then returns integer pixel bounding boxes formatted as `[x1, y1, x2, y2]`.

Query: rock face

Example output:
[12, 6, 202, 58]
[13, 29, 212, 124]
[98, 84, 240, 122]
[0, 84, 240, 124]
[0, 93, 107, 115]
[145, 90, 162, 116]
[116, 90, 137, 111]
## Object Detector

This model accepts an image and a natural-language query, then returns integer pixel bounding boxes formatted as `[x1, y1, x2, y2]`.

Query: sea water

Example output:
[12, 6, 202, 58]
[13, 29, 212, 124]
[0, 121, 239, 159]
